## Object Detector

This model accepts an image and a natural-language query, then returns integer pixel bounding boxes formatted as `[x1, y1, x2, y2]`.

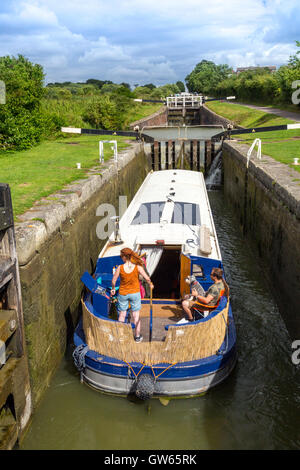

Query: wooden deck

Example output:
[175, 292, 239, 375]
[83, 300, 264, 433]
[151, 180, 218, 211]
[139, 301, 184, 342]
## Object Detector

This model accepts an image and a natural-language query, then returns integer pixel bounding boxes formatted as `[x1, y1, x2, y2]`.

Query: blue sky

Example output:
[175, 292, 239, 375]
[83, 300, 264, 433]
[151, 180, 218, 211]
[0, 0, 299, 86]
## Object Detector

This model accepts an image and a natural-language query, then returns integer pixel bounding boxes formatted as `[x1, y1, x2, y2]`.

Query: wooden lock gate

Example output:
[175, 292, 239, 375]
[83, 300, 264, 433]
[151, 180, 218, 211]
[0, 184, 31, 450]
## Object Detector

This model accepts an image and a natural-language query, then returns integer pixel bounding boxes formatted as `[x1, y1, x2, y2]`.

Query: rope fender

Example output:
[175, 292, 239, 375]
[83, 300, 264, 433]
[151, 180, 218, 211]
[73, 344, 89, 372]
[123, 360, 177, 400]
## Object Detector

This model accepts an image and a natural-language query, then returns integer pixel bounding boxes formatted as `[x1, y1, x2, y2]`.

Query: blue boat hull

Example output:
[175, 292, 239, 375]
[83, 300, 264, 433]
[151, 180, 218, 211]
[73, 310, 237, 397]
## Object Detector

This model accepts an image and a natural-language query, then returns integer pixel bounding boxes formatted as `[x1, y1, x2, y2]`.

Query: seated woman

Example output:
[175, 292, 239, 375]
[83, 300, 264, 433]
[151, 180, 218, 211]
[111, 247, 154, 342]
[182, 268, 229, 321]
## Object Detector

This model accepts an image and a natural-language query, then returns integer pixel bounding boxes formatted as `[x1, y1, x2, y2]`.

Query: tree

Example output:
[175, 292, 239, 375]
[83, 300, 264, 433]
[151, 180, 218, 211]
[83, 95, 119, 129]
[288, 41, 300, 68]
[176, 81, 185, 92]
[133, 86, 152, 98]
[144, 83, 156, 90]
[100, 83, 120, 94]
[0, 54, 46, 150]
[185, 60, 232, 95]
[159, 83, 180, 96]
[120, 82, 131, 90]
[274, 41, 300, 105]
[86, 79, 113, 89]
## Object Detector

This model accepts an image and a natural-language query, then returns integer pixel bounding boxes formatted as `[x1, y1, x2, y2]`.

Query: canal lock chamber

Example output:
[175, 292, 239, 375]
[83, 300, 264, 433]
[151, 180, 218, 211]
[5, 105, 300, 448]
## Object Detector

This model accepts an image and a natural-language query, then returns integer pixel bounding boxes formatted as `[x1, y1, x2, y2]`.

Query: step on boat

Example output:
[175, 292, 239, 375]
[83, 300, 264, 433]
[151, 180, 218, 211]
[73, 169, 237, 399]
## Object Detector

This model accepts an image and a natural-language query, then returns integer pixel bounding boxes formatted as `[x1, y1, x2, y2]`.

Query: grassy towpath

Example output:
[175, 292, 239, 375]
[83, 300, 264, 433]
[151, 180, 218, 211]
[205, 101, 300, 174]
[0, 100, 163, 219]
[0, 134, 135, 218]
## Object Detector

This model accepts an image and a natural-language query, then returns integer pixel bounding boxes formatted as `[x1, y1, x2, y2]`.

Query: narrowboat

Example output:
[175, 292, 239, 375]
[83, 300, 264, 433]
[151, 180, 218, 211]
[73, 169, 237, 399]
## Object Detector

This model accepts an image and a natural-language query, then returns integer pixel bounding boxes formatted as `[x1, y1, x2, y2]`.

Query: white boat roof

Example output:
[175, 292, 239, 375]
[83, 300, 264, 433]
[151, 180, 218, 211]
[100, 170, 221, 260]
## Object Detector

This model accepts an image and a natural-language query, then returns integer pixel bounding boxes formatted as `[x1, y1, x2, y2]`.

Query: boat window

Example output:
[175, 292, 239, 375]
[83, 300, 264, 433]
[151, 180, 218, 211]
[171, 202, 200, 226]
[131, 201, 165, 225]
[192, 264, 204, 278]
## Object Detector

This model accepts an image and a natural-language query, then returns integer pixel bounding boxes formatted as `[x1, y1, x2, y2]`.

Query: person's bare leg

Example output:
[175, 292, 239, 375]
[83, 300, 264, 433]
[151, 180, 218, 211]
[182, 300, 193, 321]
[132, 310, 141, 337]
[118, 311, 127, 323]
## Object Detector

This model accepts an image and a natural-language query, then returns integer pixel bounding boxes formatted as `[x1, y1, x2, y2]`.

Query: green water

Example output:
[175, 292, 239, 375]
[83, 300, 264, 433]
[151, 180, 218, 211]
[20, 191, 300, 450]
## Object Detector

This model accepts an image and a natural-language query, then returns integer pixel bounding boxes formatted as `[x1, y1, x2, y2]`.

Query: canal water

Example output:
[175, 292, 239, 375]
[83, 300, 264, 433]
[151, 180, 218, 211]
[141, 125, 223, 141]
[20, 189, 300, 450]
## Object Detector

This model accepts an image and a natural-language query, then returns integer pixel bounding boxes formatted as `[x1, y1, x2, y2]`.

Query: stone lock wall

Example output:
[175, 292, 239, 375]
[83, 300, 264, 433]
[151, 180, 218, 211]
[222, 141, 300, 339]
[200, 105, 244, 131]
[130, 106, 168, 130]
[15, 143, 151, 408]
[199, 105, 232, 127]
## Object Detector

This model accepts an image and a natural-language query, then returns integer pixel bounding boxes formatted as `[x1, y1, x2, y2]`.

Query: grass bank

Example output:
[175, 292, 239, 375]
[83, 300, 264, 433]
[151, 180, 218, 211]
[205, 101, 300, 174]
[0, 134, 135, 217]
[41, 97, 162, 131]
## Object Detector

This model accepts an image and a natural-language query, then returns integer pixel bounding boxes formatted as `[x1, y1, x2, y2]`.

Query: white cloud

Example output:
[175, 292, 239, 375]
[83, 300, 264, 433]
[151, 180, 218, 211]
[0, 0, 298, 85]
[19, 1, 58, 26]
[78, 37, 130, 64]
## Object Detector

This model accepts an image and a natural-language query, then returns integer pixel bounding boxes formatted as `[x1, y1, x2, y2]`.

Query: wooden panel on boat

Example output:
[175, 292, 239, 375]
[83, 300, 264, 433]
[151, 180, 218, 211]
[180, 254, 191, 298]
[140, 316, 179, 342]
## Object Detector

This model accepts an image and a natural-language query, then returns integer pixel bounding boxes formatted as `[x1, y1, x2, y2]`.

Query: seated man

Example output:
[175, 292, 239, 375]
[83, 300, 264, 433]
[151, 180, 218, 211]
[182, 268, 227, 321]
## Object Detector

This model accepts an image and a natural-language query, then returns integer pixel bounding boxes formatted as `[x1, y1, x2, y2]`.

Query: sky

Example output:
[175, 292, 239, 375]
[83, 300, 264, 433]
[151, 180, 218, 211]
[0, 0, 299, 86]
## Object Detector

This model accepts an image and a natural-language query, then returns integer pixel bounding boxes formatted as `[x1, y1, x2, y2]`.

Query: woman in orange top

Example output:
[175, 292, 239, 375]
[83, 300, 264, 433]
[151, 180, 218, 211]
[111, 248, 154, 342]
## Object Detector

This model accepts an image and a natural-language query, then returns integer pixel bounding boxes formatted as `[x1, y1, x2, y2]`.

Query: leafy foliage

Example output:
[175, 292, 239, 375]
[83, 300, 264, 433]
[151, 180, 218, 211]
[83, 95, 119, 129]
[185, 60, 232, 95]
[176, 81, 185, 92]
[204, 42, 300, 105]
[0, 55, 46, 150]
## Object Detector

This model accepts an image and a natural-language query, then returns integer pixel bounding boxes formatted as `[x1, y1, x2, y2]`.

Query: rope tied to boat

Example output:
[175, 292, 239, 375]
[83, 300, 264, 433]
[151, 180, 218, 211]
[73, 344, 89, 371]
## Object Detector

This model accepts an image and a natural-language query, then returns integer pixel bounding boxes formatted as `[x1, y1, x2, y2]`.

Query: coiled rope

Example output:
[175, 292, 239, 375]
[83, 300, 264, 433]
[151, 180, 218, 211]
[73, 344, 89, 371]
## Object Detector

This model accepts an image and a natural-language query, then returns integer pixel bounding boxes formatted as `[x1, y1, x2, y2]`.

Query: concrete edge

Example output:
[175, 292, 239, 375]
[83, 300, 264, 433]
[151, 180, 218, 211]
[223, 141, 300, 219]
[15, 141, 143, 266]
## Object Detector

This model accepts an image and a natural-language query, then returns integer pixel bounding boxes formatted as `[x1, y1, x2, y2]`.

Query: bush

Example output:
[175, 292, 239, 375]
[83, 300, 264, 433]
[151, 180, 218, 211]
[0, 54, 46, 150]
[83, 95, 120, 129]
[210, 43, 300, 105]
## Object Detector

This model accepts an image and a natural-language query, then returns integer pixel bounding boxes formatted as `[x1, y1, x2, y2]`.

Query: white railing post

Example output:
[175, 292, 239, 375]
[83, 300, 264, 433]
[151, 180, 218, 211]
[99, 141, 104, 164]
[247, 138, 261, 168]
[99, 140, 118, 164]
[112, 141, 118, 163]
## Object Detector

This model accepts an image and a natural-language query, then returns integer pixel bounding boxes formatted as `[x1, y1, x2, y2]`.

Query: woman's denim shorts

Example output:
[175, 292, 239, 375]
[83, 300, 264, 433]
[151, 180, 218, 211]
[118, 292, 141, 312]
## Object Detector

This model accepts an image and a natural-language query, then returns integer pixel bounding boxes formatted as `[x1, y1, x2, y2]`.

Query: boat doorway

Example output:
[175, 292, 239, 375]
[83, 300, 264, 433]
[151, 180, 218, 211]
[151, 246, 181, 299]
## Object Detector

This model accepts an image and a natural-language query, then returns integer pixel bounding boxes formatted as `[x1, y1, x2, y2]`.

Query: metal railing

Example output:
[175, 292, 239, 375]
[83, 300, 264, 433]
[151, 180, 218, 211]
[166, 94, 203, 108]
[247, 138, 261, 168]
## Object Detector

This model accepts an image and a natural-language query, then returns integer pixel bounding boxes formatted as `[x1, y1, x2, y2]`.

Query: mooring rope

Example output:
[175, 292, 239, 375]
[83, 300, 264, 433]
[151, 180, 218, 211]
[123, 360, 146, 380]
[149, 362, 178, 380]
[122, 359, 178, 381]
